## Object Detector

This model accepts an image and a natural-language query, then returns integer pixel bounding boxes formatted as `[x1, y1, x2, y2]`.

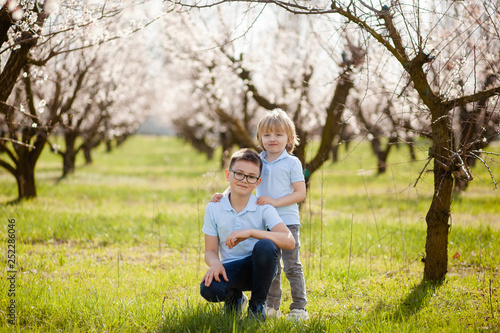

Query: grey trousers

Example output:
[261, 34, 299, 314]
[265, 224, 307, 310]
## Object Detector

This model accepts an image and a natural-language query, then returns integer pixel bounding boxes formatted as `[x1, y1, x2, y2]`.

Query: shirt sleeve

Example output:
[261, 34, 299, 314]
[263, 204, 283, 231]
[202, 203, 218, 237]
[290, 157, 305, 183]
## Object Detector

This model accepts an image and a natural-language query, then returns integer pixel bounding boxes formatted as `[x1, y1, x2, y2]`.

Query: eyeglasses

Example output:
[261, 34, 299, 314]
[229, 169, 260, 184]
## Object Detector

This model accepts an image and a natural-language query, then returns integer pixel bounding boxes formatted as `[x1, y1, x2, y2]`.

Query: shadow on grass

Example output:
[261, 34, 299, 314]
[157, 303, 335, 333]
[373, 278, 444, 322]
[3, 196, 24, 205]
[157, 304, 265, 333]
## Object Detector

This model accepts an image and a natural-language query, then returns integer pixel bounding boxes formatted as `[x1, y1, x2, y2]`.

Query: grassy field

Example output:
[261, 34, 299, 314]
[0, 135, 498, 332]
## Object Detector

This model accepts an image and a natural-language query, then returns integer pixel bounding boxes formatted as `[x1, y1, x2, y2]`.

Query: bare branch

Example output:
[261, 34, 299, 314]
[0, 138, 20, 166]
[470, 151, 498, 189]
[414, 157, 434, 188]
[444, 86, 500, 110]
[475, 150, 500, 157]
[0, 137, 36, 149]
[29, 15, 164, 66]
[0, 158, 17, 176]
[454, 153, 473, 181]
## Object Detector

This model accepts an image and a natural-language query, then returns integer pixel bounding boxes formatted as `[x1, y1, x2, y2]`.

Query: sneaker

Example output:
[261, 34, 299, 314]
[287, 308, 309, 320]
[265, 306, 281, 318]
[248, 303, 266, 322]
[224, 294, 248, 317]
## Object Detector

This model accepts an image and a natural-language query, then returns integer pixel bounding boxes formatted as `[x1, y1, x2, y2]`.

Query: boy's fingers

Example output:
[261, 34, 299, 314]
[225, 235, 236, 248]
[203, 275, 212, 287]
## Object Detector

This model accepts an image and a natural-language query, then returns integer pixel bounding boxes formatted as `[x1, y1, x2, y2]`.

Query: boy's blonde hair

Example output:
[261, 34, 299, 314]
[257, 109, 299, 154]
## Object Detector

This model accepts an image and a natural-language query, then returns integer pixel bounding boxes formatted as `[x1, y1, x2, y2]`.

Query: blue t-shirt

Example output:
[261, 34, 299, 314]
[257, 150, 305, 226]
[202, 194, 283, 264]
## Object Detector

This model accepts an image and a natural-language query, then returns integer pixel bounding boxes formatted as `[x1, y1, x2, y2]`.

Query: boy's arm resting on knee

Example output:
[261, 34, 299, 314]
[269, 222, 295, 250]
[202, 235, 228, 287]
[228, 223, 295, 250]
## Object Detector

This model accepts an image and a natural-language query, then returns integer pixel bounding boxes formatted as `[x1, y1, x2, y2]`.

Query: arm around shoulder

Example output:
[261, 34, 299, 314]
[259, 181, 306, 207]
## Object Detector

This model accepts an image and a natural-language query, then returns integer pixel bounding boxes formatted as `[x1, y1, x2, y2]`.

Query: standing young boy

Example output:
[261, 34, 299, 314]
[200, 148, 295, 321]
[255, 109, 308, 320]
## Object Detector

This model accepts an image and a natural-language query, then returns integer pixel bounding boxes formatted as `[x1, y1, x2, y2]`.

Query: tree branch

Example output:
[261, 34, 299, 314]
[444, 86, 500, 110]
[0, 157, 16, 176]
[222, 51, 283, 110]
[470, 151, 498, 189]
[0, 137, 35, 149]
[0, 139, 20, 168]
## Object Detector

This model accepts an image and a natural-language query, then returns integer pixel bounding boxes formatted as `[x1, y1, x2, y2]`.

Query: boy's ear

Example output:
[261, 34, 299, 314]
[255, 178, 262, 187]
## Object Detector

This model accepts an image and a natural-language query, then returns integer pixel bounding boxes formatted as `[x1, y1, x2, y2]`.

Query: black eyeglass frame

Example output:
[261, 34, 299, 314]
[229, 169, 260, 184]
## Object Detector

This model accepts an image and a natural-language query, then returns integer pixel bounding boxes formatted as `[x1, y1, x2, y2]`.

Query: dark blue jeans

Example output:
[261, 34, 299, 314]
[200, 239, 279, 309]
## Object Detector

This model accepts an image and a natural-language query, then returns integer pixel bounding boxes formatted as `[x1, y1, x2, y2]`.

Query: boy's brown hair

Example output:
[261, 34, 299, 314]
[256, 108, 300, 154]
[229, 148, 263, 176]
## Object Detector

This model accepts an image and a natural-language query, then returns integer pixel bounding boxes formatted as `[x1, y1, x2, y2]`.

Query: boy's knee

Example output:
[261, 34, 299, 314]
[254, 238, 278, 253]
[253, 239, 278, 264]
[284, 264, 304, 276]
[200, 282, 223, 302]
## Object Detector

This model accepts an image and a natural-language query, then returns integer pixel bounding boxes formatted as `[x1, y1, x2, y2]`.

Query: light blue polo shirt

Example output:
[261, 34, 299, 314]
[203, 194, 283, 264]
[257, 150, 305, 226]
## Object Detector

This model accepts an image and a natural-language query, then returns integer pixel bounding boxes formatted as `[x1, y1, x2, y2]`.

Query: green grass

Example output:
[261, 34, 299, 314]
[0, 135, 499, 332]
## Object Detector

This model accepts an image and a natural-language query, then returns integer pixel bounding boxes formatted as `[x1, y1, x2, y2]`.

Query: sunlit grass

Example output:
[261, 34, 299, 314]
[0, 135, 499, 331]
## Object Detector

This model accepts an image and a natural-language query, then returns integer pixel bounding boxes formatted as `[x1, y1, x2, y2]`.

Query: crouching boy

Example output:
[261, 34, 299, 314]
[200, 148, 295, 321]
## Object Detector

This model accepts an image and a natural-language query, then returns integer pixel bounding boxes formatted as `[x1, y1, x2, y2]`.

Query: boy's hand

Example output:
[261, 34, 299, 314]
[225, 230, 251, 249]
[210, 193, 224, 203]
[256, 196, 277, 207]
[201, 261, 228, 287]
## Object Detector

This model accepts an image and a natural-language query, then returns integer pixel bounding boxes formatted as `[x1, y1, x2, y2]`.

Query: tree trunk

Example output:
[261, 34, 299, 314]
[83, 142, 93, 164]
[304, 70, 355, 184]
[0, 33, 36, 103]
[220, 131, 232, 170]
[62, 132, 77, 177]
[371, 138, 386, 174]
[0, 7, 13, 46]
[424, 111, 454, 281]
[106, 139, 112, 153]
[10, 132, 48, 200]
[293, 127, 307, 167]
[424, 170, 453, 281]
[331, 143, 339, 163]
[116, 134, 129, 146]
[408, 139, 416, 161]
[16, 162, 37, 199]
[15, 147, 40, 199]
[371, 136, 398, 175]
[190, 135, 215, 160]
